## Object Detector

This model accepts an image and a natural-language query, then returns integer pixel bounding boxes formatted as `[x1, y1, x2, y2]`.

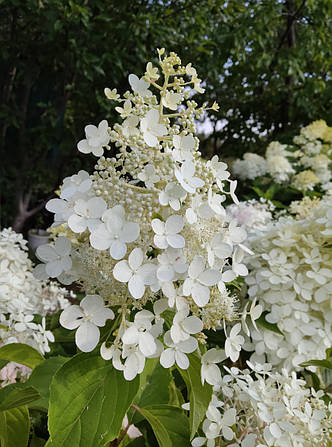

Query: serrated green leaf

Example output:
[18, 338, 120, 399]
[0, 406, 30, 447]
[177, 353, 213, 439]
[47, 352, 139, 446]
[0, 344, 44, 370]
[0, 383, 40, 411]
[136, 404, 190, 447]
[27, 356, 68, 409]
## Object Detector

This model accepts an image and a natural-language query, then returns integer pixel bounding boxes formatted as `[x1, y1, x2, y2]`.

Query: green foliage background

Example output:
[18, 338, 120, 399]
[1, 0, 331, 230]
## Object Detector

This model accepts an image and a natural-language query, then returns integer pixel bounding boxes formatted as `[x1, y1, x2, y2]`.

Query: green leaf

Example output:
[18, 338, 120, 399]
[168, 380, 185, 407]
[131, 359, 171, 425]
[0, 406, 30, 447]
[0, 359, 8, 370]
[136, 360, 171, 409]
[177, 353, 213, 439]
[256, 312, 283, 335]
[47, 352, 139, 446]
[27, 356, 68, 409]
[136, 404, 190, 447]
[0, 344, 44, 370]
[0, 383, 40, 411]
[300, 359, 332, 369]
[265, 183, 280, 200]
[30, 436, 46, 447]
[251, 186, 266, 198]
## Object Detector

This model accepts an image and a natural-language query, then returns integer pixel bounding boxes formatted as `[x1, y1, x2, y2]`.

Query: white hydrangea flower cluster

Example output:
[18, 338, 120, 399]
[232, 153, 268, 181]
[243, 195, 332, 370]
[232, 120, 332, 190]
[192, 361, 332, 447]
[226, 199, 274, 233]
[0, 228, 70, 356]
[36, 50, 250, 381]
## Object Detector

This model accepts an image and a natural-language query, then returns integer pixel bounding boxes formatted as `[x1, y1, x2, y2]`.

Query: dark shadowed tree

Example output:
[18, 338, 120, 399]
[1, 0, 331, 231]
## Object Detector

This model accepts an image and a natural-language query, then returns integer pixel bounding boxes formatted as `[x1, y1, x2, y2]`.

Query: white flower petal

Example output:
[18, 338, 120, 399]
[54, 237, 71, 256]
[203, 364, 221, 386]
[68, 214, 87, 233]
[33, 264, 49, 280]
[154, 235, 168, 249]
[188, 256, 205, 279]
[128, 274, 145, 299]
[128, 248, 143, 271]
[113, 260, 132, 283]
[175, 351, 189, 369]
[167, 234, 185, 249]
[124, 354, 139, 381]
[139, 332, 157, 357]
[198, 269, 221, 286]
[59, 305, 84, 330]
[165, 215, 184, 234]
[110, 240, 127, 260]
[36, 245, 57, 262]
[160, 348, 175, 368]
[182, 316, 203, 334]
[157, 265, 174, 282]
[120, 222, 140, 243]
[75, 322, 100, 352]
[122, 326, 140, 345]
[192, 283, 210, 307]
[151, 219, 165, 235]
[178, 337, 198, 353]
[45, 260, 63, 278]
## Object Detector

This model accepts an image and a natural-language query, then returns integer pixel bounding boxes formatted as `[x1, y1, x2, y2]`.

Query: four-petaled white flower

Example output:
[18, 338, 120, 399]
[140, 109, 167, 147]
[122, 115, 140, 138]
[122, 344, 146, 381]
[151, 215, 185, 249]
[159, 182, 187, 211]
[207, 155, 230, 182]
[100, 344, 124, 370]
[160, 331, 197, 370]
[175, 161, 204, 194]
[115, 99, 132, 118]
[162, 91, 182, 110]
[34, 237, 72, 279]
[113, 248, 156, 299]
[225, 323, 245, 362]
[138, 164, 160, 188]
[90, 205, 140, 260]
[128, 74, 152, 97]
[156, 247, 187, 282]
[222, 247, 248, 283]
[172, 134, 195, 162]
[68, 197, 106, 233]
[59, 295, 115, 352]
[46, 197, 75, 226]
[60, 170, 92, 200]
[104, 88, 120, 101]
[208, 188, 226, 216]
[201, 348, 226, 385]
[183, 256, 221, 307]
[170, 308, 203, 344]
[146, 62, 159, 80]
[77, 120, 110, 157]
[122, 310, 157, 357]
[14, 314, 38, 332]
